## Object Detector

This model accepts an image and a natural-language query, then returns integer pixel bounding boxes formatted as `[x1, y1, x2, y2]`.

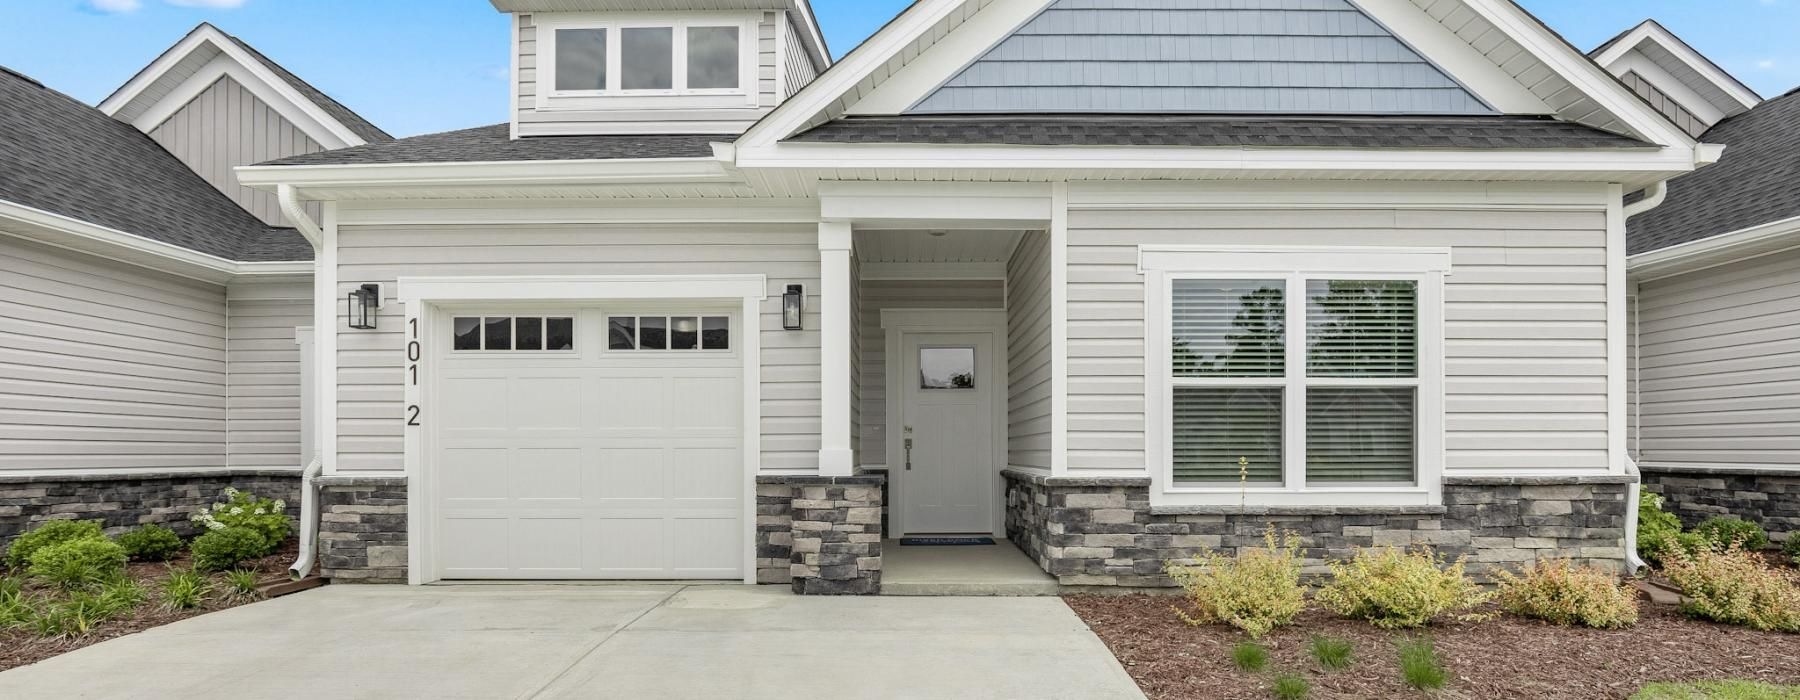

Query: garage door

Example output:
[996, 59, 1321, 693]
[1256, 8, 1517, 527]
[432, 308, 743, 579]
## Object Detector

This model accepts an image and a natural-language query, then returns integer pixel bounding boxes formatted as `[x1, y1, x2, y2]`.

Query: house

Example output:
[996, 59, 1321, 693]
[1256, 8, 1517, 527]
[6, 0, 1726, 592]
[1593, 21, 1800, 540]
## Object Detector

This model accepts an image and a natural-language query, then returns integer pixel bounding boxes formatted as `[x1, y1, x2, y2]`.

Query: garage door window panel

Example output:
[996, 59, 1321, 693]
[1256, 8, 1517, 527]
[452, 316, 577, 353]
[608, 315, 731, 352]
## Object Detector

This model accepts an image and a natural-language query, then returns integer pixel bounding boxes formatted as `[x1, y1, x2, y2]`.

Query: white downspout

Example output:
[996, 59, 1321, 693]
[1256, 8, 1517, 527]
[1618, 180, 1668, 575]
[279, 184, 326, 579]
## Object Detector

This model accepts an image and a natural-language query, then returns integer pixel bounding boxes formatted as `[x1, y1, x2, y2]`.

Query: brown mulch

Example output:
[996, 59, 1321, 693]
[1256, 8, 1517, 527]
[1065, 594, 1800, 700]
[0, 539, 309, 673]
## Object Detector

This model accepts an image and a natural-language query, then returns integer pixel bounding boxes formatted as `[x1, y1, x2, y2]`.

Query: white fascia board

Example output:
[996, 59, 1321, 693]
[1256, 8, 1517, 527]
[1591, 21, 1761, 113]
[818, 181, 1052, 222]
[1627, 214, 1800, 282]
[397, 274, 769, 304]
[0, 199, 311, 283]
[1605, 52, 1730, 126]
[790, 0, 832, 73]
[130, 55, 356, 151]
[235, 156, 738, 191]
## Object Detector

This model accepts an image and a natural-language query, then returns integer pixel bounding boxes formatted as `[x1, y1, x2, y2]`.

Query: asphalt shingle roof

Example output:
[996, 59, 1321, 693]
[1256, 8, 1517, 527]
[787, 114, 1655, 150]
[0, 66, 311, 262]
[222, 31, 393, 145]
[261, 124, 725, 166]
[1627, 88, 1800, 254]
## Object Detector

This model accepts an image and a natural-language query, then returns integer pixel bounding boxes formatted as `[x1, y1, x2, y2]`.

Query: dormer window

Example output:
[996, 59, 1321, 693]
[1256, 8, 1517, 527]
[540, 14, 755, 105]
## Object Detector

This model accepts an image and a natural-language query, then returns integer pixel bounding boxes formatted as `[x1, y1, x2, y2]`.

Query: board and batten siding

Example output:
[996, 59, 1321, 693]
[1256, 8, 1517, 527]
[226, 277, 311, 469]
[780, 13, 820, 99]
[854, 278, 1007, 463]
[514, 11, 781, 136]
[1633, 248, 1800, 468]
[1065, 192, 1613, 477]
[148, 74, 326, 227]
[1006, 231, 1053, 472]
[0, 235, 228, 473]
[333, 223, 821, 473]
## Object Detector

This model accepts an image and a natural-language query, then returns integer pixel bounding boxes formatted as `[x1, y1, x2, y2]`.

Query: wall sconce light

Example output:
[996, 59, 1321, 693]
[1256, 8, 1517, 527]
[782, 284, 804, 331]
[347, 283, 381, 330]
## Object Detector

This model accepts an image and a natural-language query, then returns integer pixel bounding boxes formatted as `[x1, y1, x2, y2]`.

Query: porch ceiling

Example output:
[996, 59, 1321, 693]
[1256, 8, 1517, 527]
[854, 229, 1027, 263]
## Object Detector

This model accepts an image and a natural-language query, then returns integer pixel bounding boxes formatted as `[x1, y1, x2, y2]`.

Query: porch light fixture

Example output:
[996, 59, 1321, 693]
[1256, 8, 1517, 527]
[347, 283, 380, 330]
[782, 284, 804, 331]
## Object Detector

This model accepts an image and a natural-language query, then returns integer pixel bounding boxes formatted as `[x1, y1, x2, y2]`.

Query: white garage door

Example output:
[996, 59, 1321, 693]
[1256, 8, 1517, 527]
[432, 308, 743, 580]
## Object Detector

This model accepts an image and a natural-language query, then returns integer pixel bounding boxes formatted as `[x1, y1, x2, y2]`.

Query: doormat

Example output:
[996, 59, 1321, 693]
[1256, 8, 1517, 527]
[898, 537, 996, 546]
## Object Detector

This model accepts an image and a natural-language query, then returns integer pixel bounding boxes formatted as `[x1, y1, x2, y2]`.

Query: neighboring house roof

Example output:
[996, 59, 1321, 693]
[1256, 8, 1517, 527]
[0, 66, 312, 262]
[1628, 87, 1800, 254]
[219, 31, 392, 144]
[790, 115, 1653, 149]
[260, 124, 722, 165]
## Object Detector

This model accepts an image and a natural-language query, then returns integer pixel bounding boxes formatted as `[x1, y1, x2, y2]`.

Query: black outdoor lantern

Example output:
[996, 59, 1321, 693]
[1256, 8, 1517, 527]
[782, 284, 804, 331]
[347, 283, 380, 330]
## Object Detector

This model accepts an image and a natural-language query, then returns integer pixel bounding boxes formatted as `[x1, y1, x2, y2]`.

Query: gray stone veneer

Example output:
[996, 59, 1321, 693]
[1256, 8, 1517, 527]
[0, 470, 301, 546]
[755, 474, 885, 594]
[1642, 466, 1800, 541]
[1003, 469, 1632, 587]
[317, 476, 408, 583]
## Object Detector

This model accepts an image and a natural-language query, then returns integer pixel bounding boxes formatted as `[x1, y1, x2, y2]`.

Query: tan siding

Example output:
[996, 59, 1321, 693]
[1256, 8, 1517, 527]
[227, 277, 310, 469]
[334, 223, 820, 472]
[854, 279, 1006, 462]
[1635, 248, 1800, 467]
[0, 235, 228, 473]
[148, 75, 325, 227]
[1007, 231, 1053, 471]
[1066, 206, 1612, 476]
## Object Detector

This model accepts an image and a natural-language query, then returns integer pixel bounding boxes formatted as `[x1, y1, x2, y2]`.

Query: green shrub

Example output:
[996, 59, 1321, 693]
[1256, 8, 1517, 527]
[1397, 637, 1448, 691]
[1232, 641, 1270, 672]
[160, 567, 209, 610]
[1637, 492, 1704, 566]
[1784, 535, 1800, 565]
[28, 537, 127, 591]
[1308, 636, 1353, 671]
[1315, 547, 1493, 629]
[98, 577, 147, 613]
[1693, 517, 1770, 552]
[1633, 680, 1800, 699]
[4, 520, 105, 570]
[0, 576, 29, 628]
[1165, 528, 1307, 638]
[222, 569, 261, 602]
[190, 527, 268, 571]
[1494, 559, 1638, 629]
[1662, 545, 1800, 633]
[1271, 673, 1310, 700]
[191, 488, 289, 557]
[116, 525, 183, 562]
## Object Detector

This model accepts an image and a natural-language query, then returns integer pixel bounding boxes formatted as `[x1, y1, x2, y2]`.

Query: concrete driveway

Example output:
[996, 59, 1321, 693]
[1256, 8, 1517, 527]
[0, 584, 1143, 699]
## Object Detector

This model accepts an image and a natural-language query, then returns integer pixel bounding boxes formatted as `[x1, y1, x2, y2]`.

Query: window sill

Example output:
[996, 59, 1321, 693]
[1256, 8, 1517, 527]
[1150, 503, 1447, 517]
[1149, 487, 1438, 510]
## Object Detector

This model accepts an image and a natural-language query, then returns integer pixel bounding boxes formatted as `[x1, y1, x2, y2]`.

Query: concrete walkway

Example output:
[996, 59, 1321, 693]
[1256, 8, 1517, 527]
[0, 584, 1143, 700]
[882, 543, 1061, 596]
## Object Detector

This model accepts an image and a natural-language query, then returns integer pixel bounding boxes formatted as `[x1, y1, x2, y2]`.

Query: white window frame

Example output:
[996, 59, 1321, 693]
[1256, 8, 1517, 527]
[449, 314, 578, 355]
[538, 12, 758, 109]
[604, 312, 735, 354]
[1141, 246, 1450, 508]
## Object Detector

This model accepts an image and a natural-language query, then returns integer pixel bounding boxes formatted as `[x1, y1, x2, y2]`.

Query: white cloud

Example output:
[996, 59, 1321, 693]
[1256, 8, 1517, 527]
[1758, 59, 1778, 70]
[86, 0, 143, 13]
[165, 0, 249, 7]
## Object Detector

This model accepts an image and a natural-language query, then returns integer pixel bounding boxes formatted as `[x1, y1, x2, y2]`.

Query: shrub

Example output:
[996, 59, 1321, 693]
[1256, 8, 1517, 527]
[1232, 642, 1269, 672]
[99, 577, 147, 613]
[28, 537, 128, 591]
[0, 576, 29, 628]
[223, 569, 262, 602]
[1308, 636, 1353, 671]
[1785, 535, 1800, 566]
[160, 567, 209, 610]
[1271, 673, 1310, 700]
[1637, 492, 1704, 566]
[1662, 545, 1800, 633]
[116, 525, 184, 562]
[191, 488, 289, 557]
[1693, 517, 1770, 552]
[190, 527, 268, 572]
[1165, 528, 1307, 638]
[1315, 547, 1493, 629]
[1494, 559, 1638, 629]
[4, 520, 105, 570]
[1398, 637, 1448, 691]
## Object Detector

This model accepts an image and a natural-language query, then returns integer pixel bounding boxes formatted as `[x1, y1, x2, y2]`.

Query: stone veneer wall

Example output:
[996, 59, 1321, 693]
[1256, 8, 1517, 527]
[755, 474, 885, 594]
[317, 476, 408, 583]
[1, 470, 301, 546]
[1642, 466, 1800, 541]
[1003, 469, 1632, 586]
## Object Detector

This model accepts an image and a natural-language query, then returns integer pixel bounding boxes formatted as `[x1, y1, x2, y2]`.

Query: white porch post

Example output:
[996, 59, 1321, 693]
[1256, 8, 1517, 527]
[818, 221, 855, 476]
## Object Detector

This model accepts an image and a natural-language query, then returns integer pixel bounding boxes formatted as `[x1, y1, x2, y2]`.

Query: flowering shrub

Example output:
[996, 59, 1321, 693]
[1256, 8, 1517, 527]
[1494, 559, 1638, 629]
[191, 488, 289, 558]
[1662, 544, 1800, 633]
[1164, 527, 1307, 638]
[4, 520, 106, 570]
[28, 538, 128, 591]
[1315, 547, 1493, 629]
[116, 525, 184, 562]
[190, 527, 269, 572]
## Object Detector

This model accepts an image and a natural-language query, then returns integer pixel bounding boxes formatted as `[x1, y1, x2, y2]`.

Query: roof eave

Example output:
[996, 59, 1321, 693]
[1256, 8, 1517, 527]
[0, 198, 311, 284]
[235, 154, 741, 194]
[1629, 214, 1800, 282]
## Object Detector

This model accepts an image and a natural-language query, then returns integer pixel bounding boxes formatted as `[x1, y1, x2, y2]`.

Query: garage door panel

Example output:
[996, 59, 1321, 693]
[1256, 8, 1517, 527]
[594, 377, 667, 430]
[440, 376, 509, 434]
[442, 448, 508, 503]
[510, 376, 586, 433]
[514, 518, 584, 572]
[514, 448, 583, 502]
[672, 517, 741, 575]
[595, 447, 665, 501]
[590, 517, 668, 575]
[672, 447, 740, 502]
[440, 516, 510, 574]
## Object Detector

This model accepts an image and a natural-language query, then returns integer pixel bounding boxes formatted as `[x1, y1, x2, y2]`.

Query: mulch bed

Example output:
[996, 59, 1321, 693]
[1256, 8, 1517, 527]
[1065, 594, 1800, 700]
[0, 539, 310, 673]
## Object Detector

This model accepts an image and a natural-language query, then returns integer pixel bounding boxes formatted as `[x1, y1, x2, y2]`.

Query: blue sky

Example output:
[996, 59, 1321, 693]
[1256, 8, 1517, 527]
[1, 0, 1795, 137]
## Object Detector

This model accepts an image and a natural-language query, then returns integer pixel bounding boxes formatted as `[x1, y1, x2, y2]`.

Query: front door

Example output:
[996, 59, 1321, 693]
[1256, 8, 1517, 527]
[899, 332, 995, 534]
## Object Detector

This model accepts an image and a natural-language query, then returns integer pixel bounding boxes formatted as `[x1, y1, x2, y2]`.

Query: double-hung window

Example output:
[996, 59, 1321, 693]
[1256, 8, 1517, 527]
[545, 15, 752, 100]
[1145, 246, 1448, 506]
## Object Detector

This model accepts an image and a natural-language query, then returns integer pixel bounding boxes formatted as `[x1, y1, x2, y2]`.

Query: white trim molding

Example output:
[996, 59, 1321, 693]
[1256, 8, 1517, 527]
[817, 221, 855, 476]
[1628, 214, 1800, 282]
[534, 12, 761, 111]
[1590, 20, 1762, 117]
[0, 198, 311, 284]
[237, 156, 739, 193]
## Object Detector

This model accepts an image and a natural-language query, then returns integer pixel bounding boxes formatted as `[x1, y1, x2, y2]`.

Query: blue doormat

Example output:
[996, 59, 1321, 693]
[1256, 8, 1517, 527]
[898, 537, 996, 546]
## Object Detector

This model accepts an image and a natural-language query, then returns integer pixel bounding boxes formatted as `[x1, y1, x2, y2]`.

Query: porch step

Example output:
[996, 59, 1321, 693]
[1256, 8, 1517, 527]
[878, 540, 1061, 596]
[881, 580, 1062, 596]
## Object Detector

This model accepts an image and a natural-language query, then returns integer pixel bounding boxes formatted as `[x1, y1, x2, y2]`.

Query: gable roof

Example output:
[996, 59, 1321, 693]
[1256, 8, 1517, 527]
[1591, 19, 1760, 122]
[1626, 87, 1800, 255]
[219, 32, 392, 144]
[0, 66, 311, 262]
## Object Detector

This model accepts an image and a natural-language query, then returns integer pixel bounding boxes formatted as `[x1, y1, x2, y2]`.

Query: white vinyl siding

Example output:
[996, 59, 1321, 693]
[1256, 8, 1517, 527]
[0, 235, 228, 473]
[780, 13, 819, 99]
[855, 278, 1006, 462]
[148, 74, 326, 227]
[333, 222, 820, 473]
[1633, 248, 1800, 467]
[1067, 196, 1612, 478]
[1007, 231, 1053, 471]
[226, 277, 311, 469]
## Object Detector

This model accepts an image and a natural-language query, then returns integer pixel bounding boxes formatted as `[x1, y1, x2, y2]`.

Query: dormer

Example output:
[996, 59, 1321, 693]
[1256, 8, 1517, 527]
[1591, 20, 1761, 137]
[492, 0, 830, 137]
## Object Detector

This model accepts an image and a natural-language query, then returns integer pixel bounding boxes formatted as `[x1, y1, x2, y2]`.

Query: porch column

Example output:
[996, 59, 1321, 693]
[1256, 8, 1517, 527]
[818, 221, 855, 476]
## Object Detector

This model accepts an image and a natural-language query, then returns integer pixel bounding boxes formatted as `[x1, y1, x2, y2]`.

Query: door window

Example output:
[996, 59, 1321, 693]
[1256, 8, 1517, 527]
[919, 347, 975, 390]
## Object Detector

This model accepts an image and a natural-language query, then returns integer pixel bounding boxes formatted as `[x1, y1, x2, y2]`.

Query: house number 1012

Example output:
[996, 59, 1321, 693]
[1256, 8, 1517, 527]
[406, 317, 422, 427]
